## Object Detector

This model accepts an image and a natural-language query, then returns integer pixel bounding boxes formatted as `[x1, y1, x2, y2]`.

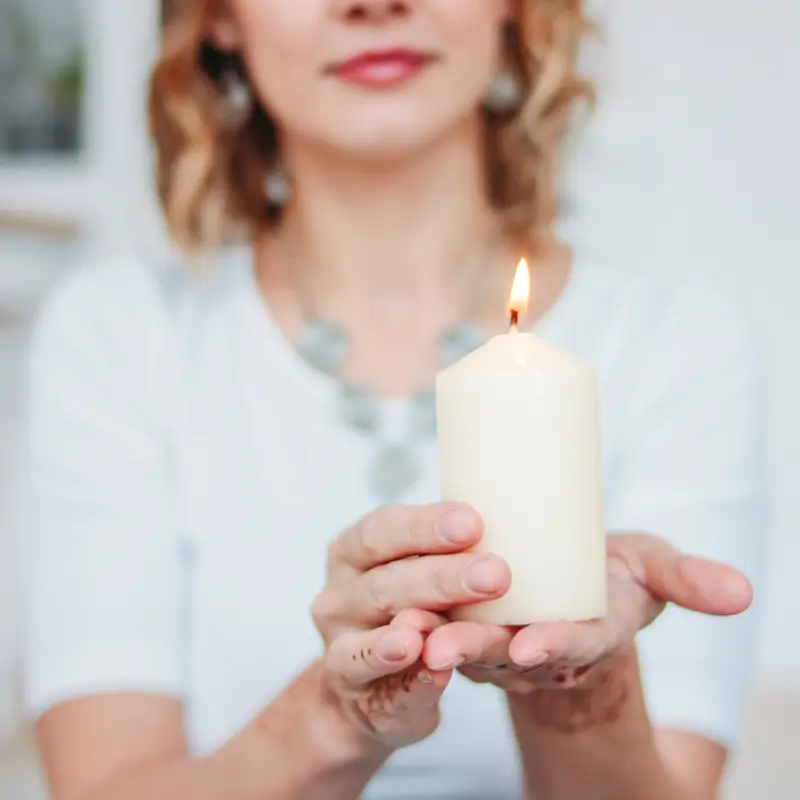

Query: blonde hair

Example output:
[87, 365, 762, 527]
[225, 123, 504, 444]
[149, 0, 592, 252]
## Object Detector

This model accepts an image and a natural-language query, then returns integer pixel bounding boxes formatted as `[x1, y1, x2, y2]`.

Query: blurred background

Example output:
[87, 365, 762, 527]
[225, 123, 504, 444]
[0, 0, 798, 797]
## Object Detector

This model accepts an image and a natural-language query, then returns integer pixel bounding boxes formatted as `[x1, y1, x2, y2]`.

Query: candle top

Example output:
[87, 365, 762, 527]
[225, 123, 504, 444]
[438, 255, 593, 380]
[439, 330, 590, 376]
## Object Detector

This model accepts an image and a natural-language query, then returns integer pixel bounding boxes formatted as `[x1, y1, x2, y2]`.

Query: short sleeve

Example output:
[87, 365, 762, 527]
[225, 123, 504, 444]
[606, 285, 767, 748]
[19, 260, 185, 719]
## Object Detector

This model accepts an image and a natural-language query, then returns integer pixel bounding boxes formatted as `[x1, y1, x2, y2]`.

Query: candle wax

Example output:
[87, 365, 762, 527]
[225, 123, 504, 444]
[436, 330, 607, 625]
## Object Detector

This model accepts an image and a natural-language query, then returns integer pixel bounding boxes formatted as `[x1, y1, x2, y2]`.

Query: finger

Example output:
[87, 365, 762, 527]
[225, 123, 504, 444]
[327, 610, 449, 685]
[611, 533, 753, 616]
[329, 503, 482, 574]
[345, 553, 511, 626]
[326, 624, 425, 685]
[389, 661, 453, 718]
[507, 573, 649, 667]
[390, 608, 449, 635]
[656, 556, 753, 616]
[313, 589, 458, 647]
[508, 618, 612, 668]
[422, 621, 514, 671]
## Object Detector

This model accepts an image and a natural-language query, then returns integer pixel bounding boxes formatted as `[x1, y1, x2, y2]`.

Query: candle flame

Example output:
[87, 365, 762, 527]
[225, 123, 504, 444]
[508, 258, 531, 317]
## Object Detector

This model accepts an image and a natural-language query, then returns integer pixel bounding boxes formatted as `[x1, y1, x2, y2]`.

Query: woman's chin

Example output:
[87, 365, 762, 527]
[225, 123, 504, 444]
[320, 118, 473, 165]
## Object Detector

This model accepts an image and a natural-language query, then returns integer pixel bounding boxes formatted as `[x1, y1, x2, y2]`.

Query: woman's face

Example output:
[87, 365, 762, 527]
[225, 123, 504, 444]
[213, 0, 510, 157]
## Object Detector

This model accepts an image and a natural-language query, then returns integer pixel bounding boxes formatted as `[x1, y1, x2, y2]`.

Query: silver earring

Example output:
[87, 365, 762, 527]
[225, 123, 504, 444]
[265, 164, 291, 207]
[220, 71, 253, 126]
[482, 70, 523, 115]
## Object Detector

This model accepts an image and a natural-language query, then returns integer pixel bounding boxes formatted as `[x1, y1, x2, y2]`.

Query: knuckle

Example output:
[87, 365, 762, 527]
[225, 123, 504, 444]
[374, 503, 418, 545]
[428, 563, 453, 607]
[410, 506, 437, 548]
[322, 642, 343, 675]
[355, 519, 386, 567]
[376, 504, 411, 539]
[365, 571, 397, 618]
[358, 505, 405, 562]
[325, 538, 342, 572]
[376, 504, 406, 527]
[640, 530, 669, 547]
[391, 608, 419, 628]
[311, 588, 339, 631]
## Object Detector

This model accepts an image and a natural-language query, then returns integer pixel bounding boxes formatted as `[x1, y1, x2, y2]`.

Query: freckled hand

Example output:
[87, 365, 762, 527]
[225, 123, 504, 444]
[326, 609, 453, 748]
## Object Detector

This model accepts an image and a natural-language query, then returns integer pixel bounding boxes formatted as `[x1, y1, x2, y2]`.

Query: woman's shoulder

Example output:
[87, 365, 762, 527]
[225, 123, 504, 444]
[31, 247, 247, 366]
[35, 252, 166, 334]
[26, 255, 180, 435]
[569, 261, 760, 361]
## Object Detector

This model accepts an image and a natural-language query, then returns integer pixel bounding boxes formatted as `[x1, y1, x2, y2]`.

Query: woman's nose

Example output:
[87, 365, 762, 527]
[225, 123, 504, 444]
[333, 0, 412, 24]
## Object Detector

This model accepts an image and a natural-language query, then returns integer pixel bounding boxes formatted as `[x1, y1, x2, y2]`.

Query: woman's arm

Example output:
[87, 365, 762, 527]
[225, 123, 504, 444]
[422, 531, 750, 799]
[507, 648, 724, 800]
[37, 498, 502, 800]
[37, 661, 389, 800]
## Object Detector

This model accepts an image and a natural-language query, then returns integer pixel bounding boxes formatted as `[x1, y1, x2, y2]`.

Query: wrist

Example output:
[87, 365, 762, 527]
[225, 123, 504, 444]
[508, 648, 638, 735]
[508, 648, 665, 799]
[239, 661, 390, 797]
[313, 661, 394, 769]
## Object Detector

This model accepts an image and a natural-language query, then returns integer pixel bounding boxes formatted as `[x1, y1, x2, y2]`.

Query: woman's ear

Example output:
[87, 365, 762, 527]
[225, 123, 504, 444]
[206, 0, 242, 52]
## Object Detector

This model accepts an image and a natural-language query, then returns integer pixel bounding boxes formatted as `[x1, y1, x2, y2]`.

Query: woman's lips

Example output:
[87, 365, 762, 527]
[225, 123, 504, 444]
[327, 48, 435, 87]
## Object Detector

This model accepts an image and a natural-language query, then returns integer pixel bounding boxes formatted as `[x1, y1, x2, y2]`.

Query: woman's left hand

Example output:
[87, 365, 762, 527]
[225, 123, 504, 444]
[421, 532, 753, 694]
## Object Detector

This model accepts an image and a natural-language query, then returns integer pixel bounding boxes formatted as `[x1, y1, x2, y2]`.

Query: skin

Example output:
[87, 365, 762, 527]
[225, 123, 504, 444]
[37, 1, 754, 799]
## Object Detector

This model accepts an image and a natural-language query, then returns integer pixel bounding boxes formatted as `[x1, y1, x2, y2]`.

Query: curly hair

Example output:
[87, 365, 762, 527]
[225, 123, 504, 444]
[149, 0, 593, 252]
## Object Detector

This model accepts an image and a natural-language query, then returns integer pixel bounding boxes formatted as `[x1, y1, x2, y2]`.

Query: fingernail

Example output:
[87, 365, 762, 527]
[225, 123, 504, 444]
[377, 636, 407, 662]
[428, 654, 465, 671]
[417, 669, 433, 684]
[516, 651, 549, 667]
[438, 509, 478, 544]
[465, 558, 500, 594]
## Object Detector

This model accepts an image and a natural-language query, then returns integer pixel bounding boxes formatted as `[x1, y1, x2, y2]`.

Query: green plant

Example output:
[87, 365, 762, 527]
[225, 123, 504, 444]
[3, 3, 84, 112]
[49, 49, 84, 112]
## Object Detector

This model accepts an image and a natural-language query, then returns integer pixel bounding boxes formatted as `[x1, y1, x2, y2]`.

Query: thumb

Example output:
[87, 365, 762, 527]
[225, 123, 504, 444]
[612, 533, 753, 617]
[664, 555, 753, 616]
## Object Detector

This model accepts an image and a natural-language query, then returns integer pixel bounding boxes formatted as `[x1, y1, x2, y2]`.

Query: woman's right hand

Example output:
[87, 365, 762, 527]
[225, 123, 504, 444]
[312, 502, 511, 751]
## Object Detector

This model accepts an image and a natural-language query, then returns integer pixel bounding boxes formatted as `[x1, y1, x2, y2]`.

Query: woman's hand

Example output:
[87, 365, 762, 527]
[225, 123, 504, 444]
[312, 503, 511, 750]
[422, 532, 753, 695]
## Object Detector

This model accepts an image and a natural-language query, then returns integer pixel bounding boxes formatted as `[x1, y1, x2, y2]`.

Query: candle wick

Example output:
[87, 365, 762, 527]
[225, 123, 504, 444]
[509, 308, 519, 332]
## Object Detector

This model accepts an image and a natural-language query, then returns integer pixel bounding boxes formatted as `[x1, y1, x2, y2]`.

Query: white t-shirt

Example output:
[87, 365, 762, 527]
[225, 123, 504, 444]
[20, 251, 764, 799]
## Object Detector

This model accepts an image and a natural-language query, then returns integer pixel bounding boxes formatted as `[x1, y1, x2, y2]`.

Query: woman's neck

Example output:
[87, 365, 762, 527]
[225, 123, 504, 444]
[271, 114, 499, 310]
[253, 118, 571, 397]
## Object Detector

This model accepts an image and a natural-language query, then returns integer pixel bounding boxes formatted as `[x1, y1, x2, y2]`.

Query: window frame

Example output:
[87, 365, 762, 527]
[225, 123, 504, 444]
[0, 0, 159, 231]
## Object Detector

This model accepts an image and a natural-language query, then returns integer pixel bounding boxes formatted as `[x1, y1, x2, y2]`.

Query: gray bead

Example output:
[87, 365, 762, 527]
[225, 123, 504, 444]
[339, 383, 380, 433]
[407, 388, 437, 437]
[369, 444, 420, 501]
[437, 322, 489, 366]
[297, 321, 349, 375]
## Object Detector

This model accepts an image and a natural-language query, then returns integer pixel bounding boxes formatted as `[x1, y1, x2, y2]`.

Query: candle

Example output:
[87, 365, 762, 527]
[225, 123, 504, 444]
[435, 259, 607, 625]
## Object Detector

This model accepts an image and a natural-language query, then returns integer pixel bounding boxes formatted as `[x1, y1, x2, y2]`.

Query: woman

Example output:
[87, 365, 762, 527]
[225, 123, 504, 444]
[21, 1, 763, 798]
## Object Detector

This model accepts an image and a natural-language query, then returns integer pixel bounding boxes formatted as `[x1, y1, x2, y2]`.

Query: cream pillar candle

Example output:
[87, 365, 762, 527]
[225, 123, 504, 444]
[435, 260, 607, 625]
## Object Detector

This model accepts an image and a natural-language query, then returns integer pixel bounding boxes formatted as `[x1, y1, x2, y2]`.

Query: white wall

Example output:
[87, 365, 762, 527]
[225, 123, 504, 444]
[570, 0, 800, 684]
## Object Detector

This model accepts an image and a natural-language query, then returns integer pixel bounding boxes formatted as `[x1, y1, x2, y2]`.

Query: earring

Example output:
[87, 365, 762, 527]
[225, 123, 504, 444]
[264, 164, 291, 207]
[220, 70, 253, 126]
[482, 70, 524, 115]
